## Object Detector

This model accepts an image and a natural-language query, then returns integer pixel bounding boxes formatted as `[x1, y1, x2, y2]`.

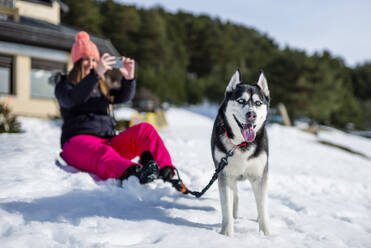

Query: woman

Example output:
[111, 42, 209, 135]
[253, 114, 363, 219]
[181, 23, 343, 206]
[55, 31, 174, 184]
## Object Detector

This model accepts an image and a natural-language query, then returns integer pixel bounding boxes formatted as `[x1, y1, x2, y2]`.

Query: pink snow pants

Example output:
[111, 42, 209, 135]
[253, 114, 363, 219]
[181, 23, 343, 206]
[61, 123, 173, 180]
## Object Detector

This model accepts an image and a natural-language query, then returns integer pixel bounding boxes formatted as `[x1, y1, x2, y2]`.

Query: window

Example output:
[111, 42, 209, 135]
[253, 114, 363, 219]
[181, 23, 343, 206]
[0, 55, 13, 95]
[31, 58, 66, 99]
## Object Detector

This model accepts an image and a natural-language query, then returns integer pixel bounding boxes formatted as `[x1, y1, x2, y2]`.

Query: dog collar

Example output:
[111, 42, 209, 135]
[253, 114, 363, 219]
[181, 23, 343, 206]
[222, 122, 248, 148]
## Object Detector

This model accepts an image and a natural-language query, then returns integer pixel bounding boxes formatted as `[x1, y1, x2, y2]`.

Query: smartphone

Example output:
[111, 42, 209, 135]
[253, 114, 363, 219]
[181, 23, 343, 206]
[112, 57, 124, 68]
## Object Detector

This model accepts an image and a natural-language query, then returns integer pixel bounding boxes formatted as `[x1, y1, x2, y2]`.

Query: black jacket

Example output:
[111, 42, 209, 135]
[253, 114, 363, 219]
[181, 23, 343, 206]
[54, 70, 136, 147]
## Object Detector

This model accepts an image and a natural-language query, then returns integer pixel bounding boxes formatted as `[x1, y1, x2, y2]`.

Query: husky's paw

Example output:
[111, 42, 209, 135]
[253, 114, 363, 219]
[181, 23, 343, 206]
[259, 225, 270, 236]
[233, 212, 239, 220]
[220, 225, 234, 237]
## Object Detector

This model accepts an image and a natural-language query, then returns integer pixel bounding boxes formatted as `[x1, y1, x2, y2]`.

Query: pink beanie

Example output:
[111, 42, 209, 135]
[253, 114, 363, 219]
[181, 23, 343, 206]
[71, 31, 100, 64]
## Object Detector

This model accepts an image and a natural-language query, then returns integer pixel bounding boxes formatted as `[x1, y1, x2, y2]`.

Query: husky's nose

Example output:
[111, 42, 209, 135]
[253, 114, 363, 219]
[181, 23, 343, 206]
[246, 111, 256, 121]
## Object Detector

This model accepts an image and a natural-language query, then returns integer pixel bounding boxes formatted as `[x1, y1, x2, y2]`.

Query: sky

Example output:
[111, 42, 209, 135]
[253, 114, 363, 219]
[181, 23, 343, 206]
[117, 0, 371, 67]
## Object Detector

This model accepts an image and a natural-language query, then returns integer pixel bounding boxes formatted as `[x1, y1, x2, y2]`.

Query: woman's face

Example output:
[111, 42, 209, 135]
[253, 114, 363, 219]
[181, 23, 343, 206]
[81, 56, 97, 75]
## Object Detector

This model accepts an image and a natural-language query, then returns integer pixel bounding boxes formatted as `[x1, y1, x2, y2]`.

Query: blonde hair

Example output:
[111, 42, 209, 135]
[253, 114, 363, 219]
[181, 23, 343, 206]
[68, 59, 113, 101]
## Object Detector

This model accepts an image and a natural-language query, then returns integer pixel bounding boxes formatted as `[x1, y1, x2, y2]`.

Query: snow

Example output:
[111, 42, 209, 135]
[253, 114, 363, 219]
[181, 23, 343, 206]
[1, 107, 371, 247]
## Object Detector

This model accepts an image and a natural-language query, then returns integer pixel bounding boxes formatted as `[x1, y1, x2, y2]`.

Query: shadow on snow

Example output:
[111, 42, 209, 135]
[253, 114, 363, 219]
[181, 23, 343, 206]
[0, 187, 218, 230]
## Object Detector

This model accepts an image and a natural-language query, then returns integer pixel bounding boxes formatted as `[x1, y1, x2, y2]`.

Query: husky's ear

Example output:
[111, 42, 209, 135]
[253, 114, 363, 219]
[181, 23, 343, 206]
[226, 69, 241, 93]
[257, 72, 270, 97]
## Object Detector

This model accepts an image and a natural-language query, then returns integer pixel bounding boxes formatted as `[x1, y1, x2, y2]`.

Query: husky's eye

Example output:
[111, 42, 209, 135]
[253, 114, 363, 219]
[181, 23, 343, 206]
[237, 99, 246, 105]
[255, 101, 263, 106]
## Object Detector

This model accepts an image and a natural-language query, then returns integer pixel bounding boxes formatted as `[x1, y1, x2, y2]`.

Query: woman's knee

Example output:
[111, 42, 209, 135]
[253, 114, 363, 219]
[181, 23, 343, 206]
[137, 122, 155, 131]
[133, 122, 157, 137]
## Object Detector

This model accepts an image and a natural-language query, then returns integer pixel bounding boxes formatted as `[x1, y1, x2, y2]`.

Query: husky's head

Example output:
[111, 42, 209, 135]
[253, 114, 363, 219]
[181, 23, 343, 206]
[223, 69, 270, 144]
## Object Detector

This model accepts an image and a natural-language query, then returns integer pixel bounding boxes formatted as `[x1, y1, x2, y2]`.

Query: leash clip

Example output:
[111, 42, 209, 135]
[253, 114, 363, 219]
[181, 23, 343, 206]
[226, 150, 234, 157]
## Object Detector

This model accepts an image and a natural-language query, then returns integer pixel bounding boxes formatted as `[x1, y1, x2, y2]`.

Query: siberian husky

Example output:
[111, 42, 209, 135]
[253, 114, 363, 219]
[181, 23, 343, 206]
[211, 69, 270, 237]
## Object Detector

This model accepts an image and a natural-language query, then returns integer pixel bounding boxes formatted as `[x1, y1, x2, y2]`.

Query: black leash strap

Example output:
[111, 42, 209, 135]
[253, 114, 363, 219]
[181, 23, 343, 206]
[169, 148, 236, 198]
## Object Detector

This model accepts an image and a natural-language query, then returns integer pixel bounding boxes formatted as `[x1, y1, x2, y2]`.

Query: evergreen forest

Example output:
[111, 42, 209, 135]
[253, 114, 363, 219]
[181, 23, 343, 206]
[61, 0, 371, 129]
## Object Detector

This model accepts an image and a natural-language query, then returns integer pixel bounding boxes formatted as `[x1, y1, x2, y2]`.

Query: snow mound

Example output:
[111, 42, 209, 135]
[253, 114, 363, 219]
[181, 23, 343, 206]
[0, 107, 370, 247]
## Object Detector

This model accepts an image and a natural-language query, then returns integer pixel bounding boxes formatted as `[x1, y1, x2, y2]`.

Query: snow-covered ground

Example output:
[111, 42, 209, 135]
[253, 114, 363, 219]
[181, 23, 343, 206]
[0, 107, 370, 248]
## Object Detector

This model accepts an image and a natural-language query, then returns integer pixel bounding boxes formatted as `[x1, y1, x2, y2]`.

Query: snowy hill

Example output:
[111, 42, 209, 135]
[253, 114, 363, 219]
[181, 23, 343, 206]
[0, 107, 370, 247]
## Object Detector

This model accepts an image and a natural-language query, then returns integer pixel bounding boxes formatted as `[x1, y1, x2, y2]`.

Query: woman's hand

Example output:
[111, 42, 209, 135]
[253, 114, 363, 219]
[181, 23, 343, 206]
[96, 53, 115, 78]
[119, 56, 135, 80]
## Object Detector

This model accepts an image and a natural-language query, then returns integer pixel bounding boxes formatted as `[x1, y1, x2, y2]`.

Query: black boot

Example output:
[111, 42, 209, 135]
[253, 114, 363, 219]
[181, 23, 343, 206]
[120, 164, 141, 181]
[137, 160, 160, 184]
[137, 151, 160, 184]
[120, 161, 160, 184]
[120, 151, 160, 184]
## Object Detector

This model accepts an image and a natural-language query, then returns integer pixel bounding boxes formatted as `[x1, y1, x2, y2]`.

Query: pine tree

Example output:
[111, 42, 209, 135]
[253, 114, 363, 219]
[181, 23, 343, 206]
[61, 0, 103, 35]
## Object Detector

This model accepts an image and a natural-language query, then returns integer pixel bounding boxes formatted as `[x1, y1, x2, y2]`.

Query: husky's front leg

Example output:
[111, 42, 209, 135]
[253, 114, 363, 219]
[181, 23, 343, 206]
[218, 174, 235, 237]
[233, 182, 239, 219]
[250, 167, 270, 235]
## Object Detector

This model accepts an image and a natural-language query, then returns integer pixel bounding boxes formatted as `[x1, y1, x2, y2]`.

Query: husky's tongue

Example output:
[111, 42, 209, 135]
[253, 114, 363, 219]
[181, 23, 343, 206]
[242, 125, 256, 143]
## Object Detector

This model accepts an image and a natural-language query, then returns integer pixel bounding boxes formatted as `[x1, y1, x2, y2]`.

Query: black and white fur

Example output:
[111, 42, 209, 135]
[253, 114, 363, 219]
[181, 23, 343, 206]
[211, 69, 270, 237]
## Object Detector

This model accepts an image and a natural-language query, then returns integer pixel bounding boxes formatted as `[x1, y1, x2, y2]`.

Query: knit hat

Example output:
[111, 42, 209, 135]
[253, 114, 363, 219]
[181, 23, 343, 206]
[71, 31, 100, 64]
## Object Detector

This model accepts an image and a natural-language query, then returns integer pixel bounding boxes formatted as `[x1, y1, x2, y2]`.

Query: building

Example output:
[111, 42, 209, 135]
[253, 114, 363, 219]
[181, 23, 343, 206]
[0, 0, 119, 117]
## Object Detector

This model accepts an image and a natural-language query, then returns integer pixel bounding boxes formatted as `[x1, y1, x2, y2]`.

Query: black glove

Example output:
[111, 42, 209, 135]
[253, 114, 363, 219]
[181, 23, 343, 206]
[160, 166, 174, 182]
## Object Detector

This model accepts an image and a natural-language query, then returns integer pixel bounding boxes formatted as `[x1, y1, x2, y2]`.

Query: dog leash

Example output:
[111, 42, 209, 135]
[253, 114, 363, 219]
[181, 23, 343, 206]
[169, 122, 247, 198]
[169, 146, 237, 198]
